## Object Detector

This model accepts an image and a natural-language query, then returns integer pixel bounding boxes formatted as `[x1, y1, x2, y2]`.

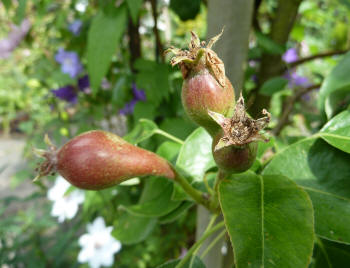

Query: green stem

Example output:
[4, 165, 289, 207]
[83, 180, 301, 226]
[200, 229, 226, 258]
[214, 170, 228, 194]
[173, 170, 212, 211]
[210, 170, 229, 211]
[191, 214, 218, 258]
[203, 172, 214, 195]
[175, 221, 226, 268]
[155, 129, 184, 145]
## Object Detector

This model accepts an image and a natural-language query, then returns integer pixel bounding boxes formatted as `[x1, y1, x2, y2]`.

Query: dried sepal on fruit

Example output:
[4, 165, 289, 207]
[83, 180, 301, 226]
[166, 29, 225, 87]
[165, 30, 235, 135]
[33, 134, 58, 181]
[208, 94, 270, 152]
[209, 94, 270, 173]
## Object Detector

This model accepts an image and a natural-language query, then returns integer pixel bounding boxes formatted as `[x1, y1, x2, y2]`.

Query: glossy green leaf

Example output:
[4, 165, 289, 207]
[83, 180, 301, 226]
[325, 89, 350, 119]
[119, 177, 181, 217]
[176, 128, 215, 181]
[112, 212, 156, 245]
[126, 0, 143, 24]
[172, 128, 215, 200]
[260, 77, 288, 96]
[312, 238, 350, 268]
[87, 6, 127, 93]
[124, 119, 158, 144]
[156, 256, 206, 268]
[158, 201, 193, 224]
[318, 51, 350, 118]
[263, 138, 350, 244]
[219, 173, 314, 268]
[156, 141, 182, 163]
[319, 110, 350, 153]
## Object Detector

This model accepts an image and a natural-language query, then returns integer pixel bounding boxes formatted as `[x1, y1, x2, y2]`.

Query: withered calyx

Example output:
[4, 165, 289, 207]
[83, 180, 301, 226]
[208, 94, 271, 152]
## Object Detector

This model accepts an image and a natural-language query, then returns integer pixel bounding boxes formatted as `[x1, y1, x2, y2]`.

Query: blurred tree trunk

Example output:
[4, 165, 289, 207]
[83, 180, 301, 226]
[128, 17, 141, 72]
[196, 1, 254, 267]
[207, 0, 254, 97]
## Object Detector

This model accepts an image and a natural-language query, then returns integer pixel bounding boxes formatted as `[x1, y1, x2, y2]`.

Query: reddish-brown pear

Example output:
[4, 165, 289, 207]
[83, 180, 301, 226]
[35, 130, 175, 190]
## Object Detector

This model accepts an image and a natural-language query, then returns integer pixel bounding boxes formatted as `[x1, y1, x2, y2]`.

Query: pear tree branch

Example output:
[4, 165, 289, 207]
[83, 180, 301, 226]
[272, 83, 321, 136]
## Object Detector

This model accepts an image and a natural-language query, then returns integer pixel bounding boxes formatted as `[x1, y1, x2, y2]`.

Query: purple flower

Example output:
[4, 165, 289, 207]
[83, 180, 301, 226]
[0, 19, 31, 59]
[51, 85, 77, 103]
[248, 60, 257, 68]
[55, 48, 83, 78]
[282, 48, 298, 63]
[119, 84, 146, 115]
[251, 74, 258, 83]
[301, 93, 311, 102]
[68, 20, 83, 36]
[284, 70, 310, 88]
[119, 99, 137, 115]
[132, 83, 146, 101]
[78, 75, 90, 93]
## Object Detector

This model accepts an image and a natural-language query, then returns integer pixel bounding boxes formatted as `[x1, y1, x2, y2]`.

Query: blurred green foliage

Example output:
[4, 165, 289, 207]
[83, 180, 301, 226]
[0, 0, 350, 267]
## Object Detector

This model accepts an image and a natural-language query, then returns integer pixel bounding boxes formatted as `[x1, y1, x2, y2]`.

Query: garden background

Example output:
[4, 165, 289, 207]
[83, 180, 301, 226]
[1, 0, 350, 267]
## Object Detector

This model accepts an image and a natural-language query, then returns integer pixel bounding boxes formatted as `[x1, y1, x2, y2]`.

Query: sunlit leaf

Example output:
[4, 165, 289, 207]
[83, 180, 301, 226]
[172, 128, 215, 201]
[318, 51, 350, 118]
[320, 110, 350, 153]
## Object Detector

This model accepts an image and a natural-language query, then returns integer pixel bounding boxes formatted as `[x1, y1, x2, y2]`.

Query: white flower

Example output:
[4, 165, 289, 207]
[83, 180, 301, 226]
[78, 217, 122, 268]
[47, 176, 85, 223]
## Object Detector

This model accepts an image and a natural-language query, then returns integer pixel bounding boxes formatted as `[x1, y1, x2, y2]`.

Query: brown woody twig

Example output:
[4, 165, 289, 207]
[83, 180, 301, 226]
[150, 0, 164, 63]
[281, 50, 349, 73]
[272, 83, 321, 136]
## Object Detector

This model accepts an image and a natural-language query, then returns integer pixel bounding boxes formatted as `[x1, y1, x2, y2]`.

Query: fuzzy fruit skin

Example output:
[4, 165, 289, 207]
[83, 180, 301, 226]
[182, 68, 235, 136]
[212, 131, 258, 173]
[56, 130, 175, 190]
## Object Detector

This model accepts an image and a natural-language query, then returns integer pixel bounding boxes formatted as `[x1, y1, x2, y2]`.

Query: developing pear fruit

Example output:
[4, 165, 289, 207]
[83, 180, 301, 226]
[209, 95, 270, 173]
[34, 130, 175, 190]
[166, 30, 235, 135]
